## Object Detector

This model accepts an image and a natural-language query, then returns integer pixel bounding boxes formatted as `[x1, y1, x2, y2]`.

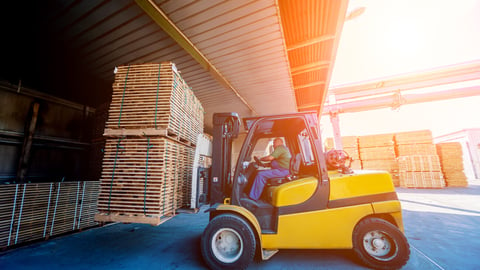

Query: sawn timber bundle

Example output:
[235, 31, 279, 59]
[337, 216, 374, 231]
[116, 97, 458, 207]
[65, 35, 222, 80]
[97, 63, 203, 226]
[96, 137, 194, 225]
[436, 142, 468, 187]
[105, 62, 204, 145]
[0, 181, 99, 249]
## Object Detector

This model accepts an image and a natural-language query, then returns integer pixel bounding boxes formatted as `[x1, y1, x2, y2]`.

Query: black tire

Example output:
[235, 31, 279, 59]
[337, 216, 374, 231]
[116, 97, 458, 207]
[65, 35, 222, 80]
[201, 214, 256, 270]
[353, 218, 410, 270]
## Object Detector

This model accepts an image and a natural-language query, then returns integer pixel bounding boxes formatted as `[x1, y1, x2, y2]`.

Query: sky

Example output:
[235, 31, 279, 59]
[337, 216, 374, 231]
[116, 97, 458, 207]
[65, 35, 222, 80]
[321, 0, 480, 138]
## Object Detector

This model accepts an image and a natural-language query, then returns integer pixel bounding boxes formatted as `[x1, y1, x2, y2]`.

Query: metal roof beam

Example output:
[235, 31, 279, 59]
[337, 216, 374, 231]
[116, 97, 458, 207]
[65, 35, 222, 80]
[297, 103, 321, 111]
[323, 85, 480, 114]
[135, 0, 256, 114]
[287, 35, 335, 51]
[291, 61, 330, 76]
[329, 59, 480, 102]
[294, 81, 326, 90]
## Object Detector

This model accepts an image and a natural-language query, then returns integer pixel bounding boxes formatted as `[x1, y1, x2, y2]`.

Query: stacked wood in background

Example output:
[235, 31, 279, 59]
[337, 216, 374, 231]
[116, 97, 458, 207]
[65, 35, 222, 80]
[324, 137, 361, 169]
[397, 156, 444, 188]
[358, 133, 399, 185]
[324, 130, 468, 188]
[0, 181, 99, 249]
[396, 130, 445, 188]
[436, 142, 468, 187]
[97, 63, 202, 226]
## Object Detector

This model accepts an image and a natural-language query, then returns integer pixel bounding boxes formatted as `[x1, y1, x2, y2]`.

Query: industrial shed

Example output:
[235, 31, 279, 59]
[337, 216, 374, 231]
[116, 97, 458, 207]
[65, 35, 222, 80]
[0, 0, 347, 247]
[1, 2, 480, 270]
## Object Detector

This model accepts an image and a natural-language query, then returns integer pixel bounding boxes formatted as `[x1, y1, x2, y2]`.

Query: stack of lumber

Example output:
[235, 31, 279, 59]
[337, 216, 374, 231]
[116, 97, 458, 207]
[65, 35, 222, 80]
[0, 181, 99, 249]
[358, 133, 399, 185]
[395, 130, 445, 188]
[325, 137, 361, 169]
[436, 142, 468, 187]
[395, 130, 438, 156]
[104, 62, 203, 145]
[96, 63, 202, 226]
[397, 156, 444, 188]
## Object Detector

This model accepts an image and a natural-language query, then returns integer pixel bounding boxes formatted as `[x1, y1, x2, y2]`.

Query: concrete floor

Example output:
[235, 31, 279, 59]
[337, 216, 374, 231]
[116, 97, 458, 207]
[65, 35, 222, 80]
[1, 182, 479, 269]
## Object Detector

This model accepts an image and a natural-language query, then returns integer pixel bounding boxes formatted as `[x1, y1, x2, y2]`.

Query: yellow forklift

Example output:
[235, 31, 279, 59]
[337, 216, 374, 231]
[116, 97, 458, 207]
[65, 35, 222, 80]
[200, 112, 410, 270]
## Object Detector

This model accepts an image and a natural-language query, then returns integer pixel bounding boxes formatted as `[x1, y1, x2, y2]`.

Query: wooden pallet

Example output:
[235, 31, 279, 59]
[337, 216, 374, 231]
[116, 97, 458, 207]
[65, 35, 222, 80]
[94, 212, 173, 226]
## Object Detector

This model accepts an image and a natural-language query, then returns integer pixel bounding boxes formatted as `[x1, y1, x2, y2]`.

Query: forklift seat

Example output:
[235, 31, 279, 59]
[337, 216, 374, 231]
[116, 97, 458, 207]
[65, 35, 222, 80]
[266, 153, 302, 186]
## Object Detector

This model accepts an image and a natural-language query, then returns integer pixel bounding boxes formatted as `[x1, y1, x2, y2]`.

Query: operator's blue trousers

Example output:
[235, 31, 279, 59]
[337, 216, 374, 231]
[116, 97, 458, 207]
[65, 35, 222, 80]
[249, 161, 289, 200]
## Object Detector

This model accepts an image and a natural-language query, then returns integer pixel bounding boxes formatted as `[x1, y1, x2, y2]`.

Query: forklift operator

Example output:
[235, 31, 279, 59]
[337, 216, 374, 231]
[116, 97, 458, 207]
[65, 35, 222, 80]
[249, 138, 292, 200]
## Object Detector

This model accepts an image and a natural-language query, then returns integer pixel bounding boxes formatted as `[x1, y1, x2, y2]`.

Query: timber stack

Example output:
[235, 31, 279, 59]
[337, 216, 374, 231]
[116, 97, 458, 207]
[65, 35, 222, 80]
[358, 133, 399, 185]
[396, 130, 445, 188]
[436, 142, 468, 187]
[96, 62, 203, 226]
[0, 181, 99, 249]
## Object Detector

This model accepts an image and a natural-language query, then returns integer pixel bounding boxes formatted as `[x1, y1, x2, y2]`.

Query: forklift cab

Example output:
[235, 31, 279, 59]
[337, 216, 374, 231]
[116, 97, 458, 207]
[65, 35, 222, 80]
[208, 112, 329, 232]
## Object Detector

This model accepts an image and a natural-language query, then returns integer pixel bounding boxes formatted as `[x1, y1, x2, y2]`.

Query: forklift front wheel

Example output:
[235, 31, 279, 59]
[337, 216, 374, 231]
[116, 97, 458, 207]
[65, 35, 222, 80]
[201, 214, 256, 270]
[353, 217, 410, 270]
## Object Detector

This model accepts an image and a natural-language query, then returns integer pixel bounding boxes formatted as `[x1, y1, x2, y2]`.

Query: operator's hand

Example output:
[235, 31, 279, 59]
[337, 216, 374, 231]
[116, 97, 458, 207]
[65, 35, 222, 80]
[254, 156, 263, 166]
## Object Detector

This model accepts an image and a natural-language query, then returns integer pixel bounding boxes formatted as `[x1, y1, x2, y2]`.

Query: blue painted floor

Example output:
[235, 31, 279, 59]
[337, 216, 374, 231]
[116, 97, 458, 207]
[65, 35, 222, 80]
[1, 182, 479, 269]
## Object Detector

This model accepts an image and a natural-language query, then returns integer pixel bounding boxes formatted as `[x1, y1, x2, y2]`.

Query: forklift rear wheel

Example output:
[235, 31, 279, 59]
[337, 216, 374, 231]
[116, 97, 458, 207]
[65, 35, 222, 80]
[353, 218, 410, 270]
[201, 214, 256, 270]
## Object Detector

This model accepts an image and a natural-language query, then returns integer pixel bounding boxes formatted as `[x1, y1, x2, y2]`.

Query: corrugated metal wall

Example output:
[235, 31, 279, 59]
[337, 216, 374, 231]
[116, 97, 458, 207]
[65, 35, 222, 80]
[0, 83, 98, 184]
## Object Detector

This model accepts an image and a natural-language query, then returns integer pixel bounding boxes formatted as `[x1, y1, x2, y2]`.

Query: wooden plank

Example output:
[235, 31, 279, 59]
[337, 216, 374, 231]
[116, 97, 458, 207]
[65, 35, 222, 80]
[94, 213, 173, 226]
[103, 128, 177, 138]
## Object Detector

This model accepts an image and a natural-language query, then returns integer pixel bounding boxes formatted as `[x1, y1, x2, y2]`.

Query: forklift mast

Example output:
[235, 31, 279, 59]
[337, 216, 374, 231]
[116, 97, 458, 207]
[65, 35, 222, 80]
[209, 113, 241, 204]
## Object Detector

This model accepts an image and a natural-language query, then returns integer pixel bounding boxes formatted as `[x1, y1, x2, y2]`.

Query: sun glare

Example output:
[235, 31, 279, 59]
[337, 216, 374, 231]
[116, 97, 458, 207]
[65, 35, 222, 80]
[331, 0, 480, 85]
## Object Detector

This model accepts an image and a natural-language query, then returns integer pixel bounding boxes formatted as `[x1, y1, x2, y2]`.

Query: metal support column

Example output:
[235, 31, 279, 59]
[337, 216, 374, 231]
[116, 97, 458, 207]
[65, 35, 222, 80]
[328, 95, 343, 150]
[330, 111, 343, 150]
